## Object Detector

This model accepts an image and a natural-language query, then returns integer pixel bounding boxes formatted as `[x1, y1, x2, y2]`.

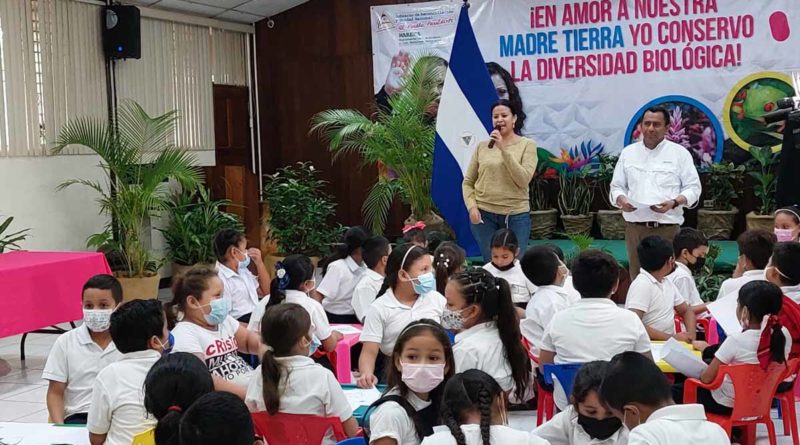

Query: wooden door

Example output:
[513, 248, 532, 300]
[205, 85, 261, 248]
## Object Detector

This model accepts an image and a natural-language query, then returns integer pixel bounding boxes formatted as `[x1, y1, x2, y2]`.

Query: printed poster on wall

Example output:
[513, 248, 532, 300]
[371, 0, 800, 168]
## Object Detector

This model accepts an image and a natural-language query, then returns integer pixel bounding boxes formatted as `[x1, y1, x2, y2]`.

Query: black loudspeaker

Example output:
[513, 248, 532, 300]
[103, 6, 141, 60]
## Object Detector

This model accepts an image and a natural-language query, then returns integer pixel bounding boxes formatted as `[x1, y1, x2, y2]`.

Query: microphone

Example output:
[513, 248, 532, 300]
[488, 124, 501, 148]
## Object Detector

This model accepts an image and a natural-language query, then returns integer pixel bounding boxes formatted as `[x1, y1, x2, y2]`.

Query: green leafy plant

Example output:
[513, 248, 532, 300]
[557, 167, 594, 216]
[310, 56, 444, 233]
[703, 162, 745, 211]
[696, 243, 730, 302]
[592, 154, 618, 209]
[262, 162, 343, 257]
[747, 146, 779, 215]
[0, 216, 30, 253]
[53, 100, 202, 278]
[530, 166, 557, 211]
[158, 188, 243, 266]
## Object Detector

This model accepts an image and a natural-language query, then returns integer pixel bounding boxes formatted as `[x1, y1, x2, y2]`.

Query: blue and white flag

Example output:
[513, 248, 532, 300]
[432, 4, 498, 257]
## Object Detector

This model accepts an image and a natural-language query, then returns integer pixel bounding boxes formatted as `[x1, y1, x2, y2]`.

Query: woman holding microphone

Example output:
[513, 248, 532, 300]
[463, 99, 538, 263]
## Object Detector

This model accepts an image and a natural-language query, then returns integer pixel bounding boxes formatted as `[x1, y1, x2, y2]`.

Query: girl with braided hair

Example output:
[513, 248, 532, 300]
[421, 369, 549, 445]
[443, 267, 533, 403]
[433, 242, 466, 295]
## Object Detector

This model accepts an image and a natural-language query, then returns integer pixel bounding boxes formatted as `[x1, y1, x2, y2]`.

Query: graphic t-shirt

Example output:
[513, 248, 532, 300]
[171, 317, 254, 386]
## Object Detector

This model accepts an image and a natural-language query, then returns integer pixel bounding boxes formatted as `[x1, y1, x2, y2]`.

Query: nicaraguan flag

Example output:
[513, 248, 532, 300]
[432, 4, 498, 257]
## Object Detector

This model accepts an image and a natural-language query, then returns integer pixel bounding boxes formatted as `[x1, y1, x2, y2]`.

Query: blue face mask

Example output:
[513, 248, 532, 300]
[236, 249, 251, 270]
[157, 332, 175, 355]
[410, 272, 436, 295]
[203, 298, 230, 326]
[307, 335, 322, 356]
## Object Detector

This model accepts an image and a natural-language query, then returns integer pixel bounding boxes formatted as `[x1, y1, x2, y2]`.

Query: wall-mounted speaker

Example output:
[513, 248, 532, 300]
[103, 6, 141, 60]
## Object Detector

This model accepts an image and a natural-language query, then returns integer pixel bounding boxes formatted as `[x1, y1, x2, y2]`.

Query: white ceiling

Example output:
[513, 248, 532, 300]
[124, 0, 309, 24]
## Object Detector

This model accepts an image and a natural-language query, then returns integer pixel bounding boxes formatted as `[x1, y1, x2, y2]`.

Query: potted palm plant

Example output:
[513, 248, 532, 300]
[310, 56, 443, 234]
[593, 154, 625, 239]
[697, 162, 744, 240]
[159, 187, 243, 277]
[262, 162, 343, 271]
[558, 166, 594, 236]
[745, 146, 779, 231]
[0, 216, 30, 253]
[529, 165, 558, 239]
[53, 101, 202, 301]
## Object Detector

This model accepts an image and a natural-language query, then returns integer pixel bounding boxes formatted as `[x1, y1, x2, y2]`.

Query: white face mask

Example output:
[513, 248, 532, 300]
[83, 309, 113, 332]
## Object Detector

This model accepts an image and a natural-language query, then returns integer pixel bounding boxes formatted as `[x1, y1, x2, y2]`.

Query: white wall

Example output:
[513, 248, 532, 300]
[0, 155, 108, 252]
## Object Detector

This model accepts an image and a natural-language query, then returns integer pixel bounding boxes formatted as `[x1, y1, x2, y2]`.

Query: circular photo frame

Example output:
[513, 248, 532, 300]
[722, 71, 795, 152]
[625, 95, 724, 167]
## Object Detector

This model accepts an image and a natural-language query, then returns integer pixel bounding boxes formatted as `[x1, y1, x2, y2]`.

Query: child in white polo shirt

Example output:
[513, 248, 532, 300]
[353, 236, 392, 323]
[717, 229, 774, 301]
[317, 226, 370, 324]
[43, 274, 124, 424]
[520, 245, 578, 357]
[357, 244, 447, 388]
[213, 228, 270, 324]
[600, 352, 729, 445]
[87, 299, 171, 445]
[669, 228, 709, 316]
[481, 229, 536, 308]
[626, 236, 696, 342]
[245, 304, 358, 444]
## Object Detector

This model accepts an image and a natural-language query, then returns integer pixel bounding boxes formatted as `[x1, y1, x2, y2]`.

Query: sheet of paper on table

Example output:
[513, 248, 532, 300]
[660, 337, 708, 379]
[332, 325, 363, 336]
[707, 291, 739, 336]
[343, 386, 382, 410]
[0, 422, 90, 445]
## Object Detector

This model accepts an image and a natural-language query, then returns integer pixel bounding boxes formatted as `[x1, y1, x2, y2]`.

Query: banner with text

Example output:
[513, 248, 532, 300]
[371, 0, 800, 167]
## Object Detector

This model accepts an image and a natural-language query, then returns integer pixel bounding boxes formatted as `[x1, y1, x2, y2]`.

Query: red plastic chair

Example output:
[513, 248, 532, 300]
[684, 363, 787, 445]
[775, 359, 800, 445]
[674, 315, 718, 345]
[251, 412, 347, 444]
[521, 337, 554, 426]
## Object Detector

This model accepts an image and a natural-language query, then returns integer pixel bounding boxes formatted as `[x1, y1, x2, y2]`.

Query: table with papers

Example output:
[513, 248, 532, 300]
[342, 384, 385, 426]
[653, 339, 706, 375]
[0, 422, 89, 445]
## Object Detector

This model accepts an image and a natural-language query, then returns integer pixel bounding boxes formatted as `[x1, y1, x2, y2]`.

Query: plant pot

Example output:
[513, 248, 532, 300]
[117, 274, 160, 302]
[697, 208, 738, 240]
[560, 214, 593, 236]
[746, 211, 774, 232]
[530, 209, 558, 239]
[597, 209, 625, 240]
[171, 263, 193, 280]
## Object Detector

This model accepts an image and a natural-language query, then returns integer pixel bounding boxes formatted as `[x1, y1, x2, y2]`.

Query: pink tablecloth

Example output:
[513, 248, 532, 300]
[0, 251, 112, 337]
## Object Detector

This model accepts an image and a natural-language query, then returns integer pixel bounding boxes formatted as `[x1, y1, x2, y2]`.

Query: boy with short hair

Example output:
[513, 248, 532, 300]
[520, 245, 578, 356]
[43, 274, 124, 424]
[626, 236, 696, 342]
[717, 229, 775, 300]
[87, 299, 170, 445]
[600, 351, 729, 444]
[352, 236, 391, 323]
[669, 228, 709, 315]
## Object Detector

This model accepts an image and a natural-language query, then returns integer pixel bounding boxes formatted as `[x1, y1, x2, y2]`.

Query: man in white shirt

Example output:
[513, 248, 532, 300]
[627, 236, 696, 341]
[717, 229, 774, 301]
[610, 106, 701, 279]
[87, 299, 170, 445]
[600, 352, 730, 445]
[352, 236, 391, 323]
[520, 245, 577, 356]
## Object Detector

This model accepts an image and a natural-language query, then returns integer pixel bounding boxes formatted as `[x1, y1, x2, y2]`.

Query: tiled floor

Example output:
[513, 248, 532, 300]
[0, 321, 798, 444]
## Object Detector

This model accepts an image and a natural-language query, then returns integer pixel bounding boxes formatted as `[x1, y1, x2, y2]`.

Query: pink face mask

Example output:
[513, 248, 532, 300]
[400, 362, 445, 393]
[775, 228, 795, 242]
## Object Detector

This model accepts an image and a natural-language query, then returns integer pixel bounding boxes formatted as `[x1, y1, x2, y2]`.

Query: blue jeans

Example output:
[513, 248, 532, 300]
[470, 210, 530, 263]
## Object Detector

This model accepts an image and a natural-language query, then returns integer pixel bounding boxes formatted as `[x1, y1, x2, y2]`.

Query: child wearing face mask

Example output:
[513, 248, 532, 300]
[245, 304, 359, 443]
[668, 228, 710, 317]
[214, 229, 270, 324]
[424, 369, 549, 445]
[365, 320, 455, 445]
[317, 226, 371, 324]
[167, 265, 263, 398]
[774, 206, 800, 242]
[357, 244, 447, 388]
[87, 299, 171, 445]
[520, 246, 578, 358]
[600, 352, 729, 444]
[248, 254, 342, 354]
[445, 268, 533, 403]
[481, 229, 536, 309]
[533, 361, 627, 445]
[43, 274, 124, 425]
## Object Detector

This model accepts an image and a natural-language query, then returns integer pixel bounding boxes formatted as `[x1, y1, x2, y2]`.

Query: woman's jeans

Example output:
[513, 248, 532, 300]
[470, 209, 530, 263]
